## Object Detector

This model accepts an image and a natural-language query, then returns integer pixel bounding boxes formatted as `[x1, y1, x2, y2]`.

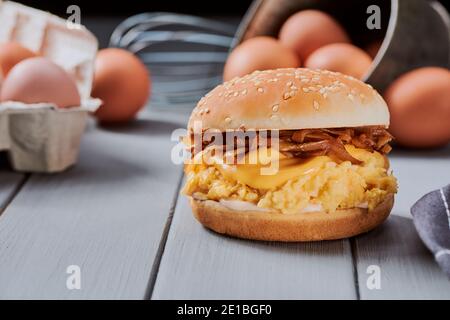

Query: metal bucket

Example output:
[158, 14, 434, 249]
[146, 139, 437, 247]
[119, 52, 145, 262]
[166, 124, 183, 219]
[234, 0, 450, 92]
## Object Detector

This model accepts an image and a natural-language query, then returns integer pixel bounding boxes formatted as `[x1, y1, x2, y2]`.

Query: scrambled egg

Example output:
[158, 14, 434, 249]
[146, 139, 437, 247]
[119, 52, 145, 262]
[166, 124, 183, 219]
[183, 145, 397, 214]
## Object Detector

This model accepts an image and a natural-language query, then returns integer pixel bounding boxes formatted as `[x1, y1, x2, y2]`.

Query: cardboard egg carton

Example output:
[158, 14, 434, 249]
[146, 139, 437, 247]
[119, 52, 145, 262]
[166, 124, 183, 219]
[0, 1, 100, 172]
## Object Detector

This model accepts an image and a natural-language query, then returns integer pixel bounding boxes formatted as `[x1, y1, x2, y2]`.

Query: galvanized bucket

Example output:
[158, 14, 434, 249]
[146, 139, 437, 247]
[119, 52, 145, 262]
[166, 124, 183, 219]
[234, 0, 450, 92]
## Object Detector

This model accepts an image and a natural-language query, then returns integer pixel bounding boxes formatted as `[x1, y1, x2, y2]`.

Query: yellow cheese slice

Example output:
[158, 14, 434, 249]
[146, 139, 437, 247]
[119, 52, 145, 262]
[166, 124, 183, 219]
[215, 148, 331, 189]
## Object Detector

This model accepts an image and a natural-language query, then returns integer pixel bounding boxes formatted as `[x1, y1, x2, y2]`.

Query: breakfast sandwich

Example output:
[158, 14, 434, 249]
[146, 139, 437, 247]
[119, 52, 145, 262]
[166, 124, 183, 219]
[182, 68, 397, 241]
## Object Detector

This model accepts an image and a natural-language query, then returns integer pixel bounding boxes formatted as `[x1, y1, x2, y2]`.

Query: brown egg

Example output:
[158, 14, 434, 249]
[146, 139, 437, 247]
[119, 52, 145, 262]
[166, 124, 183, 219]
[279, 10, 350, 62]
[92, 48, 151, 124]
[0, 57, 81, 108]
[385, 67, 450, 148]
[223, 36, 299, 81]
[365, 40, 382, 59]
[305, 43, 372, 79]
[0, 42, 37, 76]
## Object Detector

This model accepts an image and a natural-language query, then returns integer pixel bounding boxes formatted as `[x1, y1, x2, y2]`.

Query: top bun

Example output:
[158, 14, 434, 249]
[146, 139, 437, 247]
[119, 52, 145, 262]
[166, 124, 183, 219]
[188, 68, 389, 132]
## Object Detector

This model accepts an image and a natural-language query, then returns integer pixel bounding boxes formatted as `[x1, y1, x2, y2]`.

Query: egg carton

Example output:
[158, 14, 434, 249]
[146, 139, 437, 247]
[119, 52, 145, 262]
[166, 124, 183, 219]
[235, 0, 450, 93]
[0, 1, 100, 172]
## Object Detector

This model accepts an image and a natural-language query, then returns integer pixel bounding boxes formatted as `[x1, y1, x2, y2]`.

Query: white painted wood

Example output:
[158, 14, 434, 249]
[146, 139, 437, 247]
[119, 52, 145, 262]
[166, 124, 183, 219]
[0, 170, 24, 211]
[389, 149, 450, 218]
[0, 115, 185, 299]
[152, 195, 357, 299]
[355, 215, 450, 299]
[355, 149, 450, 299]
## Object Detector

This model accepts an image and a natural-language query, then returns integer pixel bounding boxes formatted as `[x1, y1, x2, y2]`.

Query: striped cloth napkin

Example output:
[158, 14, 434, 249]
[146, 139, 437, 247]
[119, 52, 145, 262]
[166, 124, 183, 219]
[411, 184, 450, 278]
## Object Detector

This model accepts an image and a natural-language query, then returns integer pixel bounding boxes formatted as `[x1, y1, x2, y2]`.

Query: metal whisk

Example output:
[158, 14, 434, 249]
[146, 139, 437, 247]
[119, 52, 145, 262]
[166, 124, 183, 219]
[109, 12, 236, 110]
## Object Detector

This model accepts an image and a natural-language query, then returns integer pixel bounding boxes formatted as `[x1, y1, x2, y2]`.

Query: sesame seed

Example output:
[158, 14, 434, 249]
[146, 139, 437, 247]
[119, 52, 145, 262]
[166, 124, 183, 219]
[218, 92, 223, 97]
[290, 85, 298, 90]
[286, 81, 293, 86]
[241, 89, 248, 95]
[301, 79, 309, 83]
[257, 87, 264, 93]
[225, 117, 232, 123]
[233, 91, 239, 97]
[348, 94, 354, 101]
[290, 90, 297, 97]
[272, 104, 279, 112]
[313, 100, 320, 110]
[205, 108, 210, 114]
[302, 87, 309, 93]
[283, 92, 291, 100]
[308, 86, 317, 91]
[329, 86, 339, 92]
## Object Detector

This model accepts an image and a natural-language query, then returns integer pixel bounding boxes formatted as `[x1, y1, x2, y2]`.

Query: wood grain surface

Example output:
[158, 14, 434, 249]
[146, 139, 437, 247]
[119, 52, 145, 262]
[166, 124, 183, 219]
[0, 116, 186, 299]
[152, 195, 357, 299]
[354, 153, 450, 299]
[0, 170, 25, 212]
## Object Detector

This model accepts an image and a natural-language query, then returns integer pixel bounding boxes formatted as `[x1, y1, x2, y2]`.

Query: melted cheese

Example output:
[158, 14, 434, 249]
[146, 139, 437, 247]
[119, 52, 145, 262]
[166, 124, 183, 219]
[183, 145, 396, 214]
[213, 146, 384, 190]
[216, 155, 331, 189]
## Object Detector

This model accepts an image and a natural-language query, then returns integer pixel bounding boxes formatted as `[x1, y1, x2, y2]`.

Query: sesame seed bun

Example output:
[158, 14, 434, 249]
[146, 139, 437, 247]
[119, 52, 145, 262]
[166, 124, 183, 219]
[188, 68, 389, 132]
[190, 194, 394, 242]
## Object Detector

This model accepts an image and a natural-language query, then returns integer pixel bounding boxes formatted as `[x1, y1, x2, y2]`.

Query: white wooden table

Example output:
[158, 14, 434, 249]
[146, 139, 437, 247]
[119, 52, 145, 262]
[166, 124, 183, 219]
[0, 110, 449, 299]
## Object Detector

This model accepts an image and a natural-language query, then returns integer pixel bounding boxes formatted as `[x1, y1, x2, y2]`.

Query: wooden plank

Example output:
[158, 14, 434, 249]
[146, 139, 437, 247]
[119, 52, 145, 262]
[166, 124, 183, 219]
[0, 115, 186, 299]
[355, 150, 450, 299]
[0, 170, 25, 211]
[152, 194, 357, 299]
[389, 149, 450, 218]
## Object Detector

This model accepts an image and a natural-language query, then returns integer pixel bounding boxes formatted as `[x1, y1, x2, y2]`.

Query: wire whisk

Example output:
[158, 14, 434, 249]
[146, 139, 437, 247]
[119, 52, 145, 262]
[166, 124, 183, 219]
[110, 12, 236, 110]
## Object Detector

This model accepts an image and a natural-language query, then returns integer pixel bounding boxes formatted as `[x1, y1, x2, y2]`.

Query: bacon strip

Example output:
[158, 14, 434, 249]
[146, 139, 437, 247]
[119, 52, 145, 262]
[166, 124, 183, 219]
[279, 127, 393, 164]
[188, 126, 393, 165]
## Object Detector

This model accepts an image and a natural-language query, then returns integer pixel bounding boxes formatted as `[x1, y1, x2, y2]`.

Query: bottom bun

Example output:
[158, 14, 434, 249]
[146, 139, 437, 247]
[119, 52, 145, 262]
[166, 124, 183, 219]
[189, 194, 394, 242]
